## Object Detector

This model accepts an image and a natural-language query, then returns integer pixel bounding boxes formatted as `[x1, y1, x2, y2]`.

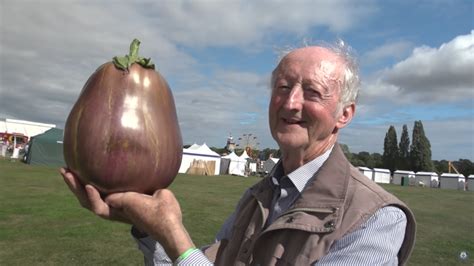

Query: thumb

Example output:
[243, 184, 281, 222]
[105, 192, 138, 210]
[105, 192, 151, 211]
[104, 193, 129, 209]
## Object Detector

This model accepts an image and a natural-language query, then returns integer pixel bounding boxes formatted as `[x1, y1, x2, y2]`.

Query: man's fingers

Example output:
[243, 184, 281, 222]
[104, 193, 126, 209]
[105, 192, 152, 225]
[85, 185, 112, 219]
[61, 168, 80, 191]
[60, 168, 91, 209]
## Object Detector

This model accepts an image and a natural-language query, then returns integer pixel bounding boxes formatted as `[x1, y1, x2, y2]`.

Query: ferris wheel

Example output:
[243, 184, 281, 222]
[236, 133, 260, 156]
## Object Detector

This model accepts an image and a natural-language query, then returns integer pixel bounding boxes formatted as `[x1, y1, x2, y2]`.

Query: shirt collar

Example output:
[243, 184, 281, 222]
[270, 145, 334, 193]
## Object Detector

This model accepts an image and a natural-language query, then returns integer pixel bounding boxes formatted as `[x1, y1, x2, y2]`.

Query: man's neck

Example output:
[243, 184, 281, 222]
[280, 137, 337, 174]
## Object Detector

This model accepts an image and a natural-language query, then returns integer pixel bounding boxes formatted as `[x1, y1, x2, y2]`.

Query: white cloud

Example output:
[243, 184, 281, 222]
[345, 32, 474, 161]
[359, 31, 474, 105]
[174, 69, 271, 146]
[363, 40, 413, 64]
[139, 0, 377, 48]
[381, 30, 474, 102]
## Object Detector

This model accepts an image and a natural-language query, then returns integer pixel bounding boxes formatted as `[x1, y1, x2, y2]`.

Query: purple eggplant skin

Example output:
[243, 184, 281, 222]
[63, 62, 183, 195]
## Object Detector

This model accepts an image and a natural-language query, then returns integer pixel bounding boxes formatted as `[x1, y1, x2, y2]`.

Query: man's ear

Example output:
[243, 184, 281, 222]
[336, 103, 355, 129]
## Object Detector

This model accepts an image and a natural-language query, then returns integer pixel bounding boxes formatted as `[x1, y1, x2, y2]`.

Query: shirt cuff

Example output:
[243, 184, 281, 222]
[174, 249, 213, 265]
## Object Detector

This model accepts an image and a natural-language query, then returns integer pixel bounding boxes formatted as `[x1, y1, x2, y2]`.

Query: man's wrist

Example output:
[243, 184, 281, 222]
[131, 225, 148, 238]
[175, 247, 199, 262]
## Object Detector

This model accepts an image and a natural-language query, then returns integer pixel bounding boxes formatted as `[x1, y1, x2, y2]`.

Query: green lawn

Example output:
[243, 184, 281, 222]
[0, 159, 472, 265]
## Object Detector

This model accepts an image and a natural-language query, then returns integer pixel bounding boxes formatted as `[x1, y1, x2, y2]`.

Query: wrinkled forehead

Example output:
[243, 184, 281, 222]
[274, 47, 346, 81]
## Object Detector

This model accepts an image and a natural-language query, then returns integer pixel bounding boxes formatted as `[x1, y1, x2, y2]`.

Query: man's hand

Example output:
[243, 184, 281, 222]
[60, 167, 131, 223]
[106, 189, 195, 260]
[59, 168, 195, 261]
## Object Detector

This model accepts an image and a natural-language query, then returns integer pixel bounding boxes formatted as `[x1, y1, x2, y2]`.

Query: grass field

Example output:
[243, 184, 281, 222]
[0, 159, 472, 265]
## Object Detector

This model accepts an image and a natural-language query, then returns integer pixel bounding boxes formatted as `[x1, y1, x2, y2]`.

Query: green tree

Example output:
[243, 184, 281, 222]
[398, 124, 410, 170]
[358, 151, 375, 168]
[409, 120, 434, 172]
[453, 159, 474, 177]
[371, 153, 383, 168]
[433, 160, 449, 175]
[382, 125, 399, 172]
[349, 155, 365, 167]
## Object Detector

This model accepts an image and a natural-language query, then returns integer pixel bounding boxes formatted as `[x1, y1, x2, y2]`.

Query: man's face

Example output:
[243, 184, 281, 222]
[269, 47, 348, 156]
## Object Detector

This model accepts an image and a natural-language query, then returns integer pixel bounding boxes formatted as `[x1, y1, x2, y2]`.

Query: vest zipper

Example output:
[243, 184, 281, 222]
[283, 207, 338, 215]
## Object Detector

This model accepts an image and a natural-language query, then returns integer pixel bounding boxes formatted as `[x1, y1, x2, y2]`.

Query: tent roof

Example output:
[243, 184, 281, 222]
[187, 143, 200, 150]
[222, 151, 239, 159]
[34, 128, 64, 141]
[0, 118, 55, 137]
[416, 171, 438, 176]
[183, 143, 220, 157]
[240, 150, 250, 159]
[394, 170, 415, 174]
[222, 151, 246, 161]
[440, 173, 465, 178]
[358, 166, 372, 171]
[196, 143, 220, 156]
[373, 168, 390, 173]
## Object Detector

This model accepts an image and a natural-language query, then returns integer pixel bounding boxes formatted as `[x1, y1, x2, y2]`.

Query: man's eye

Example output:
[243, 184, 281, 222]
[304, 88, 321, 98]
[277, 85, 291, 92]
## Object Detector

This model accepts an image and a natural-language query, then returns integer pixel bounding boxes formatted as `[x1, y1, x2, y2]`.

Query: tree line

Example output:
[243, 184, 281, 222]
[342, 120, 473, 177]
[204, 120, 473, 177]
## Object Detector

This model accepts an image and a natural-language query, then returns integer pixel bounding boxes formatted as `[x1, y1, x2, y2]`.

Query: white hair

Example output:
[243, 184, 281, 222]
[271, 39, 361, 106]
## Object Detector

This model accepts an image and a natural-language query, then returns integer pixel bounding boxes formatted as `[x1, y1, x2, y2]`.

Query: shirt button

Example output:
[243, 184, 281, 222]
[324, 220, 335, 229]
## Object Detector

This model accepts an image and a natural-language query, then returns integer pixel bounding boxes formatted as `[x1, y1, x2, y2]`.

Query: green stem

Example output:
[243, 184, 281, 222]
[113, 39, 155, 71]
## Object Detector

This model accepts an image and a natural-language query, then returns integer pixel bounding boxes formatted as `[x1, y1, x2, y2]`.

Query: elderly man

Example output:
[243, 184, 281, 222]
[61, 42, 416, 265]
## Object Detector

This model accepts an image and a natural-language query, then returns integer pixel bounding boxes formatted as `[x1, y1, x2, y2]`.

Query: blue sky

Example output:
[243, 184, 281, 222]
[0, 0, 473, 160]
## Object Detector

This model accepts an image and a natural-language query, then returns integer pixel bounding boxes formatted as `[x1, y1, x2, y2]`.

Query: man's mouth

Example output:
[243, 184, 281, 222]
[282, 117, 305, 125]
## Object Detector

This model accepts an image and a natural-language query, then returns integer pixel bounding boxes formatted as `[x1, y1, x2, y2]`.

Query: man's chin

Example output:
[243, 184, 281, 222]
[276, 136, 307, 151]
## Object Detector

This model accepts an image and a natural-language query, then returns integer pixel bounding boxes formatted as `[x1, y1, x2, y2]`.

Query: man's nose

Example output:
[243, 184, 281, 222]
[283, 86, 304, 111]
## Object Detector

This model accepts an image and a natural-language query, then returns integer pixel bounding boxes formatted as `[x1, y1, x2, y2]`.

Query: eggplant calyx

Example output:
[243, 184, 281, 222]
[113, 39, 155, 71]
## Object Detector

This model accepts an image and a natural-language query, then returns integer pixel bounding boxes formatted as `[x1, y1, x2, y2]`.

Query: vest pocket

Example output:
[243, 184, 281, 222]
[269, 207, 341, 233]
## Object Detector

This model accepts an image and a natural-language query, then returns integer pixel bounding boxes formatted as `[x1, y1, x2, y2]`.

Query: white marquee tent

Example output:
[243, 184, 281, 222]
[1, 118, 56, 158]
[0, 118, 55, 138]
[222, 151, 247, 176]
[240, 150, 250, 159]
[178, 143, 221, 176]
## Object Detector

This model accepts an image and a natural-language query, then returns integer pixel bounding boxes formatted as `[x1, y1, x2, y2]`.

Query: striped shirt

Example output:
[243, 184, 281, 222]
[133, 146, 407, 265]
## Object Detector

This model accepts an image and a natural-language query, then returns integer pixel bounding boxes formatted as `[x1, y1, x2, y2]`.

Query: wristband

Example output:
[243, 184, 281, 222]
[177, 247, 198, 262]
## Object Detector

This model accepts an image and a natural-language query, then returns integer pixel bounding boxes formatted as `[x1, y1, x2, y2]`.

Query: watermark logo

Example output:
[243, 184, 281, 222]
[458, 250, 469, 262]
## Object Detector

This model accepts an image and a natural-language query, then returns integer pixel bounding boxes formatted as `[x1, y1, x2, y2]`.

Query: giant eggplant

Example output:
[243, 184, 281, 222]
[63, 39, 182, 195]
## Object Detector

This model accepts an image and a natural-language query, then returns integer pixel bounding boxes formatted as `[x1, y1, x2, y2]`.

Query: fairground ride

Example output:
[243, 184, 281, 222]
[236, 133, 259, 157]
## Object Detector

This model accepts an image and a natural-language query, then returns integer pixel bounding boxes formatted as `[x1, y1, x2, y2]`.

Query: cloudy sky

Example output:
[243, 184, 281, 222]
[0, 0, 473, 160]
